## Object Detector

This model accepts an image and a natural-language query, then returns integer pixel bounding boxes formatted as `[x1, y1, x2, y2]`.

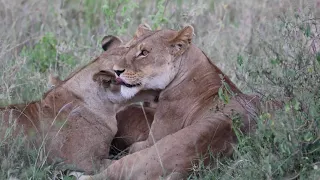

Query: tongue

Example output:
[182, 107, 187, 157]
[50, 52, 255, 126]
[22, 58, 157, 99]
[115, 77, 124, 85]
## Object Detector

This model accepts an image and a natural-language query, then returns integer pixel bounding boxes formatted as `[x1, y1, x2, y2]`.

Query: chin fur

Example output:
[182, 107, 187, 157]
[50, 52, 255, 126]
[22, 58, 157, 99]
[97, 88, 125, 104]
[120, 86, 141, 99]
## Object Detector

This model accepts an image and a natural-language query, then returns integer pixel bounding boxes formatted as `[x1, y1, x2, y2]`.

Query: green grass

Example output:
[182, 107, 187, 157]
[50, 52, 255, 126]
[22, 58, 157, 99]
[0, 0, 319, 179]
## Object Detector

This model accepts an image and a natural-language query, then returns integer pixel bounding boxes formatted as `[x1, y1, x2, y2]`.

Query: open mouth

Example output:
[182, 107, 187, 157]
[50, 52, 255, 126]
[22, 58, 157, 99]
[115, 78, 141, 88]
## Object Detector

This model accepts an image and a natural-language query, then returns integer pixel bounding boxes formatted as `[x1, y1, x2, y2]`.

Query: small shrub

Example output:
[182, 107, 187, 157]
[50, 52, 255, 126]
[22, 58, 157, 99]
[21, 33, 76, 74]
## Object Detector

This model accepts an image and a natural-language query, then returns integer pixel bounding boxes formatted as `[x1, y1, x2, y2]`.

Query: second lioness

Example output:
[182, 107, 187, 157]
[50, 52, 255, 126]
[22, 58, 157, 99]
[0, 36, 157, 173]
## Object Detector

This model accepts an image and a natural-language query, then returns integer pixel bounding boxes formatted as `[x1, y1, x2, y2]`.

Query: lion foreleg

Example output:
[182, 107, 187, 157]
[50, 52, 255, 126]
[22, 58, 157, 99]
[87, 115, 233, 180]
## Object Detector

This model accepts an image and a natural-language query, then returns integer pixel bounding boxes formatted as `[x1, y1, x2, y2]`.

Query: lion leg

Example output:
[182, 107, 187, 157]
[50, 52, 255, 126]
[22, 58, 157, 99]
[128, 95, 258, 154]
[112, 105, 155, 152]
[47, 106, 117, 174]
[86, 114, 233, 180]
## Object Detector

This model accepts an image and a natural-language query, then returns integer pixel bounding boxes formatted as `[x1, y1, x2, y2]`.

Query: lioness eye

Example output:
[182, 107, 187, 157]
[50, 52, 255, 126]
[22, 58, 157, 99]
[140, 50, 149, 56]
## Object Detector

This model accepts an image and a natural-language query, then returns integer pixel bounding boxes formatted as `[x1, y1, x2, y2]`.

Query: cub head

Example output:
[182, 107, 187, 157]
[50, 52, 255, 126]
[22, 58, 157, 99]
[112, 24, 194, 99]
[93, 35, 123, 93]
[93, 35, 131, 103]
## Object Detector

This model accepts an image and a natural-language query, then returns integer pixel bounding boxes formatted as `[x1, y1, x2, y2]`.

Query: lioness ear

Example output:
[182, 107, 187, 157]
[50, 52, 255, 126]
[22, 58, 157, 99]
[169, 25, 194, 55]
[124, 23, 152, 47]
[101, 35, 122, 51]
[134, 23, 152, 38]
[48, 74, 62, 88]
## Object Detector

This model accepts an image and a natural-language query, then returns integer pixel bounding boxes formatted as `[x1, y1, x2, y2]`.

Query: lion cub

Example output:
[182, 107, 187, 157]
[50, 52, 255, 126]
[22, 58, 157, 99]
[0, 35, 158, 174]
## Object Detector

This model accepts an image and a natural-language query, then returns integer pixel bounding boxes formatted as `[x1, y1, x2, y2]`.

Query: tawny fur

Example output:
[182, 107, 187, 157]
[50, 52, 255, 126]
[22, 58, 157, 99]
[83, 25, 264, 180]
[0, 37, 158, 173]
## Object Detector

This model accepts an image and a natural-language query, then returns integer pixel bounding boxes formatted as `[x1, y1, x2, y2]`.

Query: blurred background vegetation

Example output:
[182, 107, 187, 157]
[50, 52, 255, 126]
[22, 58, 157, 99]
[0, 0, 319, 179]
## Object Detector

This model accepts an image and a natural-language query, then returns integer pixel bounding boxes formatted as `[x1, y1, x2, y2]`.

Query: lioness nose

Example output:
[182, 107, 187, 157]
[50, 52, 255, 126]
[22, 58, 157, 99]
[114, 69, 125, 76]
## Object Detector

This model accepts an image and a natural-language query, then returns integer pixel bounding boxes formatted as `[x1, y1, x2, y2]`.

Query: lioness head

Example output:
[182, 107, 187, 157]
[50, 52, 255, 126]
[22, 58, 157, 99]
[42, 35, 126, 109]
[93, 34, 159, 104]
[111, 24, 194, 99]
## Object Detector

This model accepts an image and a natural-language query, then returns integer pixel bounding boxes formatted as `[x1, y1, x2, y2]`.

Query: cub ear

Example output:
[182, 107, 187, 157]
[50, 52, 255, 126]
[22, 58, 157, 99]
[101, 35, 123, 51]
[169, 25, 194, 55]
[134, 23, 152, 38]
[48, 73, 62, 88]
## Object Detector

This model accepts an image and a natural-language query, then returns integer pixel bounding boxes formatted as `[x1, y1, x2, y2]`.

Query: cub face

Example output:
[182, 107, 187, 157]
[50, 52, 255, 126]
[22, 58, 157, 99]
[112, 24, 194, 99]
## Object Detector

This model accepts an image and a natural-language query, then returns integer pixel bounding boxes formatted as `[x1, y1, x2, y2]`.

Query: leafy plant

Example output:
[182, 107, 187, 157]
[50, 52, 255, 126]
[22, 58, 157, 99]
[21, 33, 76, 74]
[149, 0, 169, 30]
[102, 0, 139, 35]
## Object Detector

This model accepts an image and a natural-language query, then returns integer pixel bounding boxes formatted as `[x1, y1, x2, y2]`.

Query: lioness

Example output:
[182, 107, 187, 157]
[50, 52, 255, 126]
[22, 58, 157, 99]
[83, 25, 261, 180]
[0, 36, 157, 173]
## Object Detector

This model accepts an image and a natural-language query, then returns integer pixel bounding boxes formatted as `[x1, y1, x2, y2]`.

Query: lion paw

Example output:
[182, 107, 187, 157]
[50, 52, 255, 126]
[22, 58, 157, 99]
[68, 171, 93, 180]
[129, 141, 149, 153]
[77, 175, 94, 180]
